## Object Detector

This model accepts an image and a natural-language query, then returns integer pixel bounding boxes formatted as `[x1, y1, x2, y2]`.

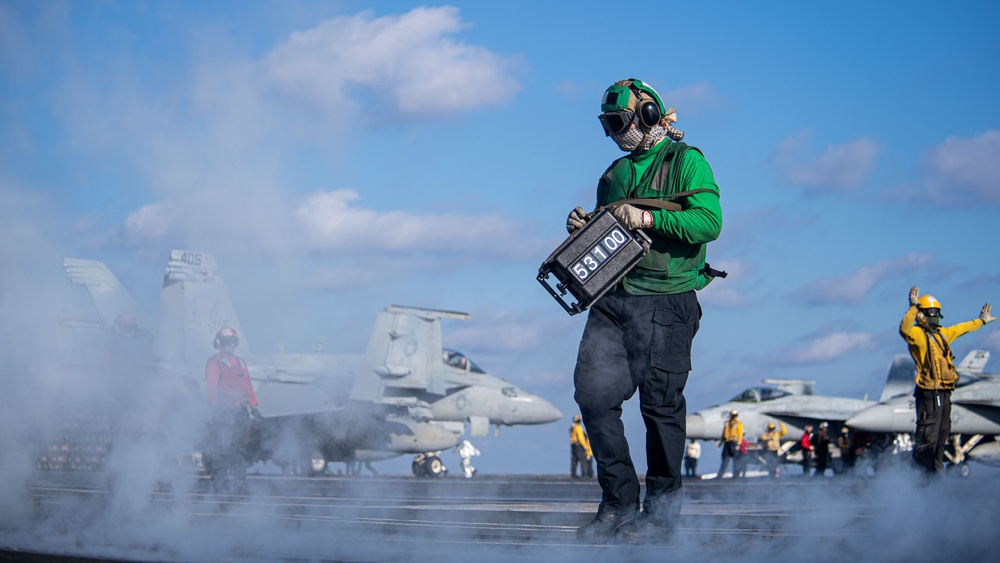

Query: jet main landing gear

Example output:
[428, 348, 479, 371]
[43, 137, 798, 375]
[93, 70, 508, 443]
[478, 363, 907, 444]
[411, 452, 447, 478]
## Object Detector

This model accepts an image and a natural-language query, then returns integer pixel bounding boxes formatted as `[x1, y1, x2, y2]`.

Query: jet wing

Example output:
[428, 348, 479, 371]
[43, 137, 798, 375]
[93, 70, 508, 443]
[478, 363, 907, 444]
[754, 392, 873, 423]
[254, 378, 351, 418]
[954, 397, 1000, 408]
[765, 408, 869, 423]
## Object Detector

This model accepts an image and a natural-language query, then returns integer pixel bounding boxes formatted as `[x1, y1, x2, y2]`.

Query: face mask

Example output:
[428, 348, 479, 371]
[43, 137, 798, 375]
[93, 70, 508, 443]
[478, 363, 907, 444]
[610, 123, 667, 153]
[610, 125, 645, 152]
[919, 311, 941, 328]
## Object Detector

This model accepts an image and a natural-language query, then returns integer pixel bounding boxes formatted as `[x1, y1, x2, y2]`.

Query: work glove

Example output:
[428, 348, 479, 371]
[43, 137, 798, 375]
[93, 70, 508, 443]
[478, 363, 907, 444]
[909, 286, 920, 307]
[566, 207, 589, 235]
[612, 204, 653, 230]
[981, 303, 996, 324]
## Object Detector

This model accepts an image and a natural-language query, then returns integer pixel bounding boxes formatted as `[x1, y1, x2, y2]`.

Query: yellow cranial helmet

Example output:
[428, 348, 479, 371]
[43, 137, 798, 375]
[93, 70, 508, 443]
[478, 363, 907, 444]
[917, 295, 944, 318]
[917, 295, 942, 310]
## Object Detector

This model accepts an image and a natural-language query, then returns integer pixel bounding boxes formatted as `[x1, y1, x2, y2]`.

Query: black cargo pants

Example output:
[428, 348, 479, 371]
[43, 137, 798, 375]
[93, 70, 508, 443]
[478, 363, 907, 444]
[573, 289, 700, 521]
[912, 387, 952, 473]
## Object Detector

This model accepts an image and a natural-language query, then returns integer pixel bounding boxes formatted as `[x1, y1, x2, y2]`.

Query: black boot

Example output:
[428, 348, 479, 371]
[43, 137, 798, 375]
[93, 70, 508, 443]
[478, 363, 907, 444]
[616, 512, 676, 544]
[577, 511, 634, 543]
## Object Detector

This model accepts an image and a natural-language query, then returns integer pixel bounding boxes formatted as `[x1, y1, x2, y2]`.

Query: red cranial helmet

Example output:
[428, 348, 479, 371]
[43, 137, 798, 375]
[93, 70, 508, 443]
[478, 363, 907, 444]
[214, 327, 239, 350]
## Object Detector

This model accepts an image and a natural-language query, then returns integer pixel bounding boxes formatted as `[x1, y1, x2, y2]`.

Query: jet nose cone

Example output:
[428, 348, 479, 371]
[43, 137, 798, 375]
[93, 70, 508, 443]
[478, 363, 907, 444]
[686, 414, 706, 439]
[536, 398, 563, 423]
[525, 395, 563, 423]
[846, 404, 893, 433]
[504, 393, 563, 425]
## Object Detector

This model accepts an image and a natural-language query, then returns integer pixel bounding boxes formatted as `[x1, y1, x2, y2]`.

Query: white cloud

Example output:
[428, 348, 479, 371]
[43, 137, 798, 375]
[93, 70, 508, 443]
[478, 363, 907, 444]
[303, 263, 384, 292]
[764, 331, 875, 366]
[296, 189, 545, 257]
[794, 252, 934, 305]
[117, 187, 547, 265]
[698, 285, 743, 307]
[697, 258, 749, 307]
[85, 6, 525, 263]
[659, 81, 723, 118]
[122, 201, 183, 245]
[261, 6, 521, 121]
[773, 131, 882, 192]
[922, 130, 1000, 206]
[449, 315, 560, 354]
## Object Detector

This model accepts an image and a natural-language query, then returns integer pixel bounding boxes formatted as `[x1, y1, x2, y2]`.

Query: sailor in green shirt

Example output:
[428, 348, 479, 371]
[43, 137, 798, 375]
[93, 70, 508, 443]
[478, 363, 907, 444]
[568, 78, 723, 543]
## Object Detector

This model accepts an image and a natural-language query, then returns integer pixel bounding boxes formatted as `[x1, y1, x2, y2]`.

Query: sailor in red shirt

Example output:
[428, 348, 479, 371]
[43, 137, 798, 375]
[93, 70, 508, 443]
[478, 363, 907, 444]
[204, 327, 259, 494]
[799, 425, 814, 476]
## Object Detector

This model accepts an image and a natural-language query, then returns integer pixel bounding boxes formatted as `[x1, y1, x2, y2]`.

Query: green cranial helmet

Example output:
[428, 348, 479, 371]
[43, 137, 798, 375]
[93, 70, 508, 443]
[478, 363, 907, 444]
[601, 79, 666, 123]
[601, 83, 635, 113]
[602, 79, 666, 113]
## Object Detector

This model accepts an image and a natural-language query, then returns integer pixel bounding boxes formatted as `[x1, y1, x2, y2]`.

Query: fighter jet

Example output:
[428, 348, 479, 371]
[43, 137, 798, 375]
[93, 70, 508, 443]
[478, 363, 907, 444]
[686, 378, 879, 445]
[684, 351, 926, 447]
[846, 350, 1000, 474]
[65, 250, 562, 475]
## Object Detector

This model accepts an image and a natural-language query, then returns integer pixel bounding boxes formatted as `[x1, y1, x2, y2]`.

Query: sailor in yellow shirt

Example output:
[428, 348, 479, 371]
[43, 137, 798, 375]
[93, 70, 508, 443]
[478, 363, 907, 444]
[714, 410, 742, 478]
[570, 415, 594, 478]
[761, 421, 787, 478]
[900, 286, 994, 473]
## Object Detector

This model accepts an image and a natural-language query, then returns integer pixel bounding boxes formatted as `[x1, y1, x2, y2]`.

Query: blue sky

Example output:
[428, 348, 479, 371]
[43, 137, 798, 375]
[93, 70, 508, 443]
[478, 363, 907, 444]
[2, 1, 999, 475]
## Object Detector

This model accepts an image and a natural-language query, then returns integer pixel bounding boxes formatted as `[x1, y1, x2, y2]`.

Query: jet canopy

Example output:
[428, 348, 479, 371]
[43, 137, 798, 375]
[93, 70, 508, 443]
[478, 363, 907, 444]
[729, 387, 792, 403]
[442, 349, 485, 374]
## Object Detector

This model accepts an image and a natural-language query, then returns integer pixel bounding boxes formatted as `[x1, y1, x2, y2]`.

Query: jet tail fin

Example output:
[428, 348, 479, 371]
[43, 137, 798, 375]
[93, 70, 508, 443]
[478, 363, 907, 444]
[64, 258, 152, 331]
[354, 305, 469, 401]
[957, 350, 990, 376]
[879, 355, 916, 402]
[156, 250, 250, 369]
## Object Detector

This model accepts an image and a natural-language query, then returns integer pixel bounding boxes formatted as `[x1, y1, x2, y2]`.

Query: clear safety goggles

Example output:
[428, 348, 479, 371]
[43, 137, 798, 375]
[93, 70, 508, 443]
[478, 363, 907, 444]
[598, 110, 637, 137]
[922, 308, 942, 318]
[219, 336, 239, 347]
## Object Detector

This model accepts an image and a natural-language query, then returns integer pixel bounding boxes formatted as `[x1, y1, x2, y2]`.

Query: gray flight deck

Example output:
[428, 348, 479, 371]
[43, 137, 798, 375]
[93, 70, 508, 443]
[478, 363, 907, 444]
[3, 470, 999, 562]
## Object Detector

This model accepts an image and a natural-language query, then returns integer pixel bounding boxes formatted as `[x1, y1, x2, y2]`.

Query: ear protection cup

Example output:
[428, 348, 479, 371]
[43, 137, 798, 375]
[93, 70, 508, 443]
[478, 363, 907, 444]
[213, 337, 221, 350]
[636, 99, 661, 129]
[627, 78, 667, 130]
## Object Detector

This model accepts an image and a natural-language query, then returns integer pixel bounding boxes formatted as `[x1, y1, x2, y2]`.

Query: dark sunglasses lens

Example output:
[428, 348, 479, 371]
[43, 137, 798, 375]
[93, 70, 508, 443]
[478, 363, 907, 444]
[221, 337, 238, 346]
[924, 308, 941, 318]
[599, 112, 631, 135]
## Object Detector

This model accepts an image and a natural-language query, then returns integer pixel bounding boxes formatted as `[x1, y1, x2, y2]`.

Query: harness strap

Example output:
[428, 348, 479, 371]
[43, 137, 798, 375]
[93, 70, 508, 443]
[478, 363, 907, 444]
[594, 189, 718, 214]
[922, 328, 955, 390]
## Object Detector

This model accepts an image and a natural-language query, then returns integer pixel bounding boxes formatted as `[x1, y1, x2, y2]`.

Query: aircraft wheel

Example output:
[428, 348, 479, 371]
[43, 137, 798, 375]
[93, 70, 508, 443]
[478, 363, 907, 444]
[958, 463, 971, 478]
[309, 451, 327, 476]
[426, 456, 445, 478]
[411, 459, 427, 477]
